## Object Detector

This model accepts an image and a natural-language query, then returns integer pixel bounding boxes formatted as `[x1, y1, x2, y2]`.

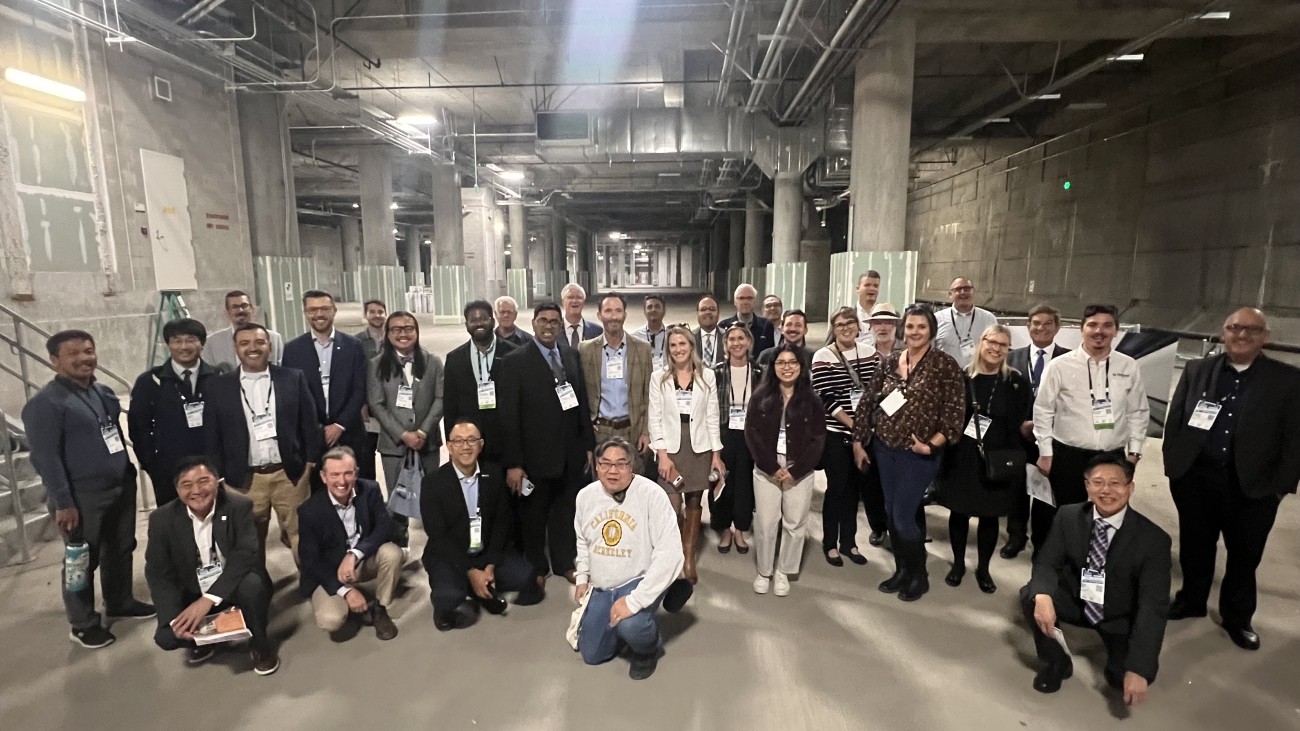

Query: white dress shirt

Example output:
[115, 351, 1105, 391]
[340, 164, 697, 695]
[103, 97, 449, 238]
[1033, 347, 1150, 457]
[314, 329, 336, 413]
[1093, 505, 1127, 532]
[239, 368, 281, 466]
[330, 489, 363, 596]
[188, 507, 225, 604]
[934, 306, 999, 368]
[856, 303, 874, 342]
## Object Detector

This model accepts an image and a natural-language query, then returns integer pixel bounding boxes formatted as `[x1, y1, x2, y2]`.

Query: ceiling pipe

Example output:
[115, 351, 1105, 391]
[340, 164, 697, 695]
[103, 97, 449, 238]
[778, 0, 900, 123]
[743, 0, 808, 113]
[713, 0, 750, 106]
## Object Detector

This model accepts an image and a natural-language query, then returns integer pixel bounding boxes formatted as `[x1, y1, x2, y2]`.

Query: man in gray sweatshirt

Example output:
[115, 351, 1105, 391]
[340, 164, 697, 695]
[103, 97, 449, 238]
[573, 437, 692, 679]
[23, 330, 154, 649]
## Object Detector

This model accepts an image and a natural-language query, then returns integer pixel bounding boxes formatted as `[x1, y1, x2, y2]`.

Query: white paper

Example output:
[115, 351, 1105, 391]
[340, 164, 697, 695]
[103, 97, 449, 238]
[1026, 464, 1055, 507]
[1051, 627, 1071, 656]
[881, 389, 907, 417]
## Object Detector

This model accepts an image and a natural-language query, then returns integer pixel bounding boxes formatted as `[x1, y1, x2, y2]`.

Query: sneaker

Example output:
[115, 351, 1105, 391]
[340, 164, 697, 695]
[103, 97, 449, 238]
[69, 625, 116, 649]
[752, 574, 770, 594]
[107, 601, 156, 620]
[773, 572, 791, 597]
[372, 605, 399, 641]
[251, 645, 280, 676]
[187, 645, 216, 665]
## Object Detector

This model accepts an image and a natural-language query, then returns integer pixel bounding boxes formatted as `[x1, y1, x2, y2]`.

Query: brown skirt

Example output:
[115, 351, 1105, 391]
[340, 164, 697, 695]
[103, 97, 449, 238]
[660, 421, 713, 494]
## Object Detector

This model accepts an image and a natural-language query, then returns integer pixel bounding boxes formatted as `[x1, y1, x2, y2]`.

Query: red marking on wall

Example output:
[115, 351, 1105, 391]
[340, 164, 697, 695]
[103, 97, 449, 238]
[205, 212, 230, 220]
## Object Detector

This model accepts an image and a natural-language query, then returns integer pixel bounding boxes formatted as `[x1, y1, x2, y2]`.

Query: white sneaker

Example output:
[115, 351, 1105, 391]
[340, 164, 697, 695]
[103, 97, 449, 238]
[773, 572, 791, 597]
[752, 574, 771, 594]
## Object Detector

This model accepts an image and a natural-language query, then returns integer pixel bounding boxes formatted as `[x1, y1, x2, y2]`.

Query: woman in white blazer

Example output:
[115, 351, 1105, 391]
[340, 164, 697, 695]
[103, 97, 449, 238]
[649, 326, 726, 584]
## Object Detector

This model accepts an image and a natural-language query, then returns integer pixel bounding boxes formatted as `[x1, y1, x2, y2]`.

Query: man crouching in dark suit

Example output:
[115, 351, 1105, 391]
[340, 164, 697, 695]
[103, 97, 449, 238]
[297, 446, 402, 640]
[422, 420, 545, 631]
[1020, 453, 1171, 706]
[145, 456, 278, 675]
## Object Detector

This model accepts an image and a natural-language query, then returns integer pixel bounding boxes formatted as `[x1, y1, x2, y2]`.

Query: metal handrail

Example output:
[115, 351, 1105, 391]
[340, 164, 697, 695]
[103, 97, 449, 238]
[0, 302, 134, 395]
[1, 408, 32, 564]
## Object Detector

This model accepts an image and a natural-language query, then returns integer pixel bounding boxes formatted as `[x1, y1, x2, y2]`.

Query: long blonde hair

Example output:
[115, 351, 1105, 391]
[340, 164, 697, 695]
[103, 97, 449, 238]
[659, 325, 704, 387]
[967, 323, 1014, 378]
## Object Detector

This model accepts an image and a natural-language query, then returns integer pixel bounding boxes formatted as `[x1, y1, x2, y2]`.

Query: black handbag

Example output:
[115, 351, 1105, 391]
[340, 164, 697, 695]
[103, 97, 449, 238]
[968, 377, 1026, 484]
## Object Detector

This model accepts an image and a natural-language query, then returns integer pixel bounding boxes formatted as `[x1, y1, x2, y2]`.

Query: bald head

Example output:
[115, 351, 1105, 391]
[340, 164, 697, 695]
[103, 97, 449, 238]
[1222, 307, 1269, 365]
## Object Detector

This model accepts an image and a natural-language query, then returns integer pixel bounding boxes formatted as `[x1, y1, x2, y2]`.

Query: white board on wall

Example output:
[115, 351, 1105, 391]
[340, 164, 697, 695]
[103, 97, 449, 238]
[140, 149, 197, 290]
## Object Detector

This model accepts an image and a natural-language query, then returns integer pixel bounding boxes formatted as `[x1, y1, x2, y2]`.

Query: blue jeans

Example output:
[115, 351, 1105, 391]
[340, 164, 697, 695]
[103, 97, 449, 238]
[872, 444, 939, 542]
[579, 577, 663, 664]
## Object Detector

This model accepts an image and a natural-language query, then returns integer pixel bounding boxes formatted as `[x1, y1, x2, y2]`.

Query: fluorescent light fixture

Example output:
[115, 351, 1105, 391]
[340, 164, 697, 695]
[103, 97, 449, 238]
[984, 117, 1012, 124]
[1108, 54, 1145, 62]
[3, 68, 86, 102]
[608, 232, 622, 240]
[485, 163, 504, 172]
[390, 202, 399, 210]
[498, 171, 526, 181]
[396, 114, 439, 126]
[1198, 11, 1230, 20]
[423, 239, 432, 244]
[656, 172, 682, 178]
[1035, 93, 1062, 100]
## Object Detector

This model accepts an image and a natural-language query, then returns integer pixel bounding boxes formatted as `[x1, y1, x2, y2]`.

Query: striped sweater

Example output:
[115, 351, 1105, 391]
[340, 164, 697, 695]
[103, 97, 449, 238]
[810, 343, 880, 435]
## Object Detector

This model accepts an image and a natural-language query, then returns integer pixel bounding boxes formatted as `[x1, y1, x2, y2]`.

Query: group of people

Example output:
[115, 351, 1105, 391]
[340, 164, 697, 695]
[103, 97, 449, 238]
[20, 274, 1298, 694]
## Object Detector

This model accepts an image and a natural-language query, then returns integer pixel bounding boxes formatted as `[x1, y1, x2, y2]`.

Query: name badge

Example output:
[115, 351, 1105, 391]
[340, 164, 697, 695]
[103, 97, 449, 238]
[776, 426, 787, 455]
[963, 414, 993, 440]
[184, 401, 204, 429]
[675, 389, 693, 415]
[653, 356, 665, 371]
[1092, 399, 1115, 430]
[605, 356, 624, 380]
[849, 388, 865, 412]
[1080, 568, 1106, 606]
[1188, 399, 1222, 430]
[468, 513, 483, 554]
[728, 406, 746, 430]
[196, 562, 223, 594]
[556, 382, 579, 411]
[880, 389, 907, 417]
[476, 381, 497, 410]
[101, 425, 125, 454]
[396, 384, 414, 409]
[960, 342, 975, 360]
[251, 413, 277, 441]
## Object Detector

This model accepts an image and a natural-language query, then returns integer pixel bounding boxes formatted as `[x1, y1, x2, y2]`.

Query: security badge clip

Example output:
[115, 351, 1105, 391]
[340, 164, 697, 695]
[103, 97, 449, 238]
[184, 401, 204, 428]
[1188, 400, 1222, 431]
[555, 382, 579, 411]
[101, 425, 126, 454]
[675, 389, 692, 415]
[476, 381, 497, 409]
[728, 406, 746, 430]
[963, 414, 993, 440]
[251, 413, 277, 440]
[197, 562, 223, 594]
[1091, 399, 1115, 430]
[468, 512, 483, 554]
[1080, 568, 1106, 605]
[605, 356, 624, 380]
[396, 384, 415, 409]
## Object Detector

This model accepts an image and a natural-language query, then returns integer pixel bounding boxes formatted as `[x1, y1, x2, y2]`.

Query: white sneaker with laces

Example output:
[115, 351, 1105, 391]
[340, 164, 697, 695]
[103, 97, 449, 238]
[773, 572, 791, 597]
[752, 574, 771, 594]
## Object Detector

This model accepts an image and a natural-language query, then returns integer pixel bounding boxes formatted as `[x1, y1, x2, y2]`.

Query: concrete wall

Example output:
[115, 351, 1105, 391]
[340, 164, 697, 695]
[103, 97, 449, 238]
[299, 223, 345, 298]
[907, 60, 1300, 343]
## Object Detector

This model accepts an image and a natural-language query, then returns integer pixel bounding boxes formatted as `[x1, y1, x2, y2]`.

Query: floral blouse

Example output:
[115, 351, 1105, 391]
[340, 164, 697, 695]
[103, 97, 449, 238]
[852, 346, 965, 451]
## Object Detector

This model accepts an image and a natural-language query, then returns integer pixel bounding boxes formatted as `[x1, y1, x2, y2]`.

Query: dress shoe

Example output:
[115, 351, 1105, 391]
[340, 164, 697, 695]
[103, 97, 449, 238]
[898, 574, 930, 602]
[944, 565, 965, 587]
[372, 605, 399, 640]
[717, 529, 733, 554]
[251, 645, 280, 676]
[735, 537, 750, 555]
[974, 568, 997, 594]
[845, 548, 868, 566]
[187, 645, 216, 665]
[824, 548, 844, 568]
[1000, 539, 1027, 560]
[867, 531, 886, 547]
[772, 572, 791, 597]
[514, 578, 546, 606]
[752, 574, 770, 594]
[1032, 659, 1073, 694]
[1167, 598, 1208, 620]
[107, 601, 157, 620]
[878, 565, 908, 594]
[629, 647, 663, 680]
[663, 578, 693, 613]
[1224, 624, 1260, 651]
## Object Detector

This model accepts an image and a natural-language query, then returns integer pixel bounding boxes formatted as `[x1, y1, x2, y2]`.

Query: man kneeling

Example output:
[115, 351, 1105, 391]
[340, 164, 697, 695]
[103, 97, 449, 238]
[1020, 453, 1171, 705]
[297, 447, 402, 640]
[423, 420, 545, 630]
[145, 456, 278, 674]
[575, 438, 693, 680]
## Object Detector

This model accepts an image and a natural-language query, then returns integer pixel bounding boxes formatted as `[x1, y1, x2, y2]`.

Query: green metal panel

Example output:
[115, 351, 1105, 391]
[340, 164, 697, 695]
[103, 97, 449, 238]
[764, 262, 807, 313]
[254, 256, 318, 336]
[342, 265, 405, 317]
[429, 265, 470, 325]
[827, 251, 918, 320]
[506, 269, 532, 307]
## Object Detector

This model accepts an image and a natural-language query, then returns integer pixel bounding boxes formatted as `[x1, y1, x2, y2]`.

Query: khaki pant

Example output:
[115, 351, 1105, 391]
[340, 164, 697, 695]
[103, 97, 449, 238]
[752, 468, 815, 577]
[240, 468, 310, 560]
[310, 542, 405, 632]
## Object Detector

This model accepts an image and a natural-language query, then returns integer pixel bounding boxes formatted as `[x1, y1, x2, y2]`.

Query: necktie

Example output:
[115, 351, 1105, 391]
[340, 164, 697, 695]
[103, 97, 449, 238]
[181, 369, 193, 398]
[570, 325, 580, 349]
[1031, 349, 1046, 385]
[704, 334, 714, 364]
[1084, 518, 1111, 625]
[549, 349, 564, 381]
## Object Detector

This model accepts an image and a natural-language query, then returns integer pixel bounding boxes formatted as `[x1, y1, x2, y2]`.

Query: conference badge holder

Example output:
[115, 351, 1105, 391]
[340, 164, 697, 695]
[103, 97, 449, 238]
[396, 384, 414, 409]
[101, 425, 125, 454]
[1080, 568, 1106, 605]
[251, 413, 277, 440]
[184, 401, 204, 428]
[1091, 399, 1115, 430]
[476, 381, 497, 409]
[1188, 400, 1222, 431]
[556, 382, 579, 411]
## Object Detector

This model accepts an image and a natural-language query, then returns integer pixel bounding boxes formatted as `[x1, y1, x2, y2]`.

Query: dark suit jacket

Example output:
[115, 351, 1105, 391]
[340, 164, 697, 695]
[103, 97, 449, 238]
[204, 365, 323, 489]
[1027, 502, 1171, 681]
[128, 360, 219, 481]
[282, 331, 369, 436]
[1163, 353, 1300, 497]
[296, 478, 394, 597]
[720, 314, 775, 354]
[442, 337, 517, 459]
[495, 328, 531, 348]
[497, 339, 595, 478]
[421, 461, 513, 574]
[694, 327, 727, 368]
[145, 487, 265, 622]
[1008, 344, 1071, 388]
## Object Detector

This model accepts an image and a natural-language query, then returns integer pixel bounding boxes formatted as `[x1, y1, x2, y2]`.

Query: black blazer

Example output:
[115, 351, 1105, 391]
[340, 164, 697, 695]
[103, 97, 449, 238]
[1008, 344, 1071, 389]
[442, 337, 517, 459]
[145, 487, 265, 621]
[421, 461, 514, 574]
[497, 340, 595, 479]
[296, 478, 394, 598]
[720, 314, 775, 354]
[203, 366, 323, 489]
[282, 331, 369, 435]
[128, 360, 219, 480]
[1163, 353, 1300, 498]
[1027, 502, 1171, 681]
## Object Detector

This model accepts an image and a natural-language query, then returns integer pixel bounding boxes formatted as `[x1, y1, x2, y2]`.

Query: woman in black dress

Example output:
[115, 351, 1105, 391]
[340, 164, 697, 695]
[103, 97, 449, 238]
[937, 324, 1032, 593]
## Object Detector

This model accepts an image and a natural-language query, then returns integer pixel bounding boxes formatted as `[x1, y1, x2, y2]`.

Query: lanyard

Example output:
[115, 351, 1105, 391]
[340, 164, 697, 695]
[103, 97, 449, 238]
[966, 374, 1001, 442]
[729, 364, 751, 405]
[474, 342, 495, 384]
[648, 329, 664, 354]
[240, 377, 274, 417]
[602, 340, 625, 362]
[950, 309, 974, 341]
[831, 342, 866, 391]
[898, 347, 929, 392]
[1202, 361, 1247, 403]
[70, 384, 112, 426]
[1086, 357, 1110, 402]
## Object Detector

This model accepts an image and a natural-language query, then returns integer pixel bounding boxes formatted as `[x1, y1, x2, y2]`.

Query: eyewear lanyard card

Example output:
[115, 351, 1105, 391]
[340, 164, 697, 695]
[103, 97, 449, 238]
[849, 388, 865, 412]
[776, 426, 787, 455]
[396, 384, 415, 410]
[196, 562, 223, 594]
[963, 414, 993, 440]
[1188, 399, 1222, 430]
[468, 512, 483, 554]
[1092, 399, 1115, 430]
[101, 425, 125, 454]
[728, 406, 746, 430]
[476, 381, 497, 410]
[606, 356, 624, 380]
[675, 389, 693, 415]
[1080, 568, 1106, 605]
[556, 382, 579, 411]
[184, 401, 204, 429]
[251, 413, 277, 441]
[881, 389, 907, 417]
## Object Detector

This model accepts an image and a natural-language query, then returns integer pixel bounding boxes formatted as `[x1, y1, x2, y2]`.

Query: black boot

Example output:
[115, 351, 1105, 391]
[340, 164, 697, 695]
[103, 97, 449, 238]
[898, 541, 930, 602]
[877, 530, 909, 593]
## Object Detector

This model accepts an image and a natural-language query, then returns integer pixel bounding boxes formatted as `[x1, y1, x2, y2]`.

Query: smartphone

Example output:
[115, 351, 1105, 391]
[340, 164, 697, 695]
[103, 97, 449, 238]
[671, 475, 684, 487]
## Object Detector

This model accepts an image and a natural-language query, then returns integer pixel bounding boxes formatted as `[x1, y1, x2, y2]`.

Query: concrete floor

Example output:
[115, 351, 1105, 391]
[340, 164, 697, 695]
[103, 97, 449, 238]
[1, 295, 1297, 730]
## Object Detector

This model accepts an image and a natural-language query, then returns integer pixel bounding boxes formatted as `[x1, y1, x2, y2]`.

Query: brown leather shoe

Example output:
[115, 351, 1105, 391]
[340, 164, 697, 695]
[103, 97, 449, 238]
[251, 645, 280, 676]
[373, 605, 399, 641]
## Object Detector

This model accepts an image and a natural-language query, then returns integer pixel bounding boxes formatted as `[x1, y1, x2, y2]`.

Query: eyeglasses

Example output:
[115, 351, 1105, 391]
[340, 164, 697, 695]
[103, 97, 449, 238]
[448, 437, 483, 447]
[227, 303, 252, 311]
[305, 306, 335, 316]
[773, 359, 800, 368]
[388, 325, 417, 335]
[1224, 324, 1265, 336]
[535, 318, 562, 328]
[950, 286, 974, 293]
[981, 338, 1011, 350]
[833, 322, 858, 331]
[596, 459, 632, 470]
[1085, 479, 1128, 490]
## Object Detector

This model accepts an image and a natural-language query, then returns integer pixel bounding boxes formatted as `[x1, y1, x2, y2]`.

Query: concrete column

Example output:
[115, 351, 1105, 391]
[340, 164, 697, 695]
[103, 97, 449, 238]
[550, 212, 567, 272]
[431, 163, 465, 265]
[506, 199, 526, 268]
[340, 217, 361, 271]
[744, 195, 764, 268]
[237, 94, 300, 256]
[772, 173, 803, 264]
[849, 15, 915, 251]
[728, 211, 744, 274]
[405, 226, 422, 285]
[358, 148, 396, 265]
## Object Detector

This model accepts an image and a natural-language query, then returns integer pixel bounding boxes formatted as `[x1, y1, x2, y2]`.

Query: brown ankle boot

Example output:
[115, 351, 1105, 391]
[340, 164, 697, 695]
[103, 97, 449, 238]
[682, 506, 703, 584]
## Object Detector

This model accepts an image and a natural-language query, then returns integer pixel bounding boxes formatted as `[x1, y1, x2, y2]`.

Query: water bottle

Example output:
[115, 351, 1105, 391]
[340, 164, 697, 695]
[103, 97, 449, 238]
[707, 468, 720, 486]
[64, 542, 90, 592]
